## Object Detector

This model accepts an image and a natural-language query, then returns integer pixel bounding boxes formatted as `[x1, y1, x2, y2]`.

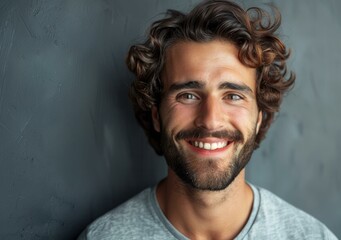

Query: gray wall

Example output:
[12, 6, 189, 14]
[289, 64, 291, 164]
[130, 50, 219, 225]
[0, 0, 340, 239]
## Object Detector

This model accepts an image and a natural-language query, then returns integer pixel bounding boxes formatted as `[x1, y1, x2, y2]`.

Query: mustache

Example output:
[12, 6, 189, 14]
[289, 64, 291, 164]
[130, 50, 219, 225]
[175, 128, 244, 142]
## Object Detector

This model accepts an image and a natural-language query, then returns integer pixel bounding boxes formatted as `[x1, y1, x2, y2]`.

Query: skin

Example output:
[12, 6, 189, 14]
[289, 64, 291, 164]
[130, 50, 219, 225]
[151, 40, 262, 240]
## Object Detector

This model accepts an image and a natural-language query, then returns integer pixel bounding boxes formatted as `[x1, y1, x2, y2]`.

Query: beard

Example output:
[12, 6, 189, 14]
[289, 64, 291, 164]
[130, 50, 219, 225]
[160, 127, 257, 191]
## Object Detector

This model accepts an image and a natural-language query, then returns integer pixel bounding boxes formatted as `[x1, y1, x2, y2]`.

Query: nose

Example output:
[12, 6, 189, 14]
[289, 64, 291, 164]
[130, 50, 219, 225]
[194, 96, 225, 130]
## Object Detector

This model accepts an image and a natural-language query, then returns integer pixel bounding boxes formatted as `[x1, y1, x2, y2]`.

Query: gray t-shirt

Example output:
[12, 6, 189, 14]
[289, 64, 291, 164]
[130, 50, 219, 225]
[78, 184, 337, 239]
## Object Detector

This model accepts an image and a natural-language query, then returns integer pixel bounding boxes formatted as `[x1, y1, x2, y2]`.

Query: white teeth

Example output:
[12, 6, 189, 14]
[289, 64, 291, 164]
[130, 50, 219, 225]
[204, 143, 210, 150]
[191, 141, 228, 150]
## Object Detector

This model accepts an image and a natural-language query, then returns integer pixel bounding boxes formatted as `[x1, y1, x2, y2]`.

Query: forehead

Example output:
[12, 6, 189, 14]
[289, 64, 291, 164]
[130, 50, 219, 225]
[162, 40, 256, 91]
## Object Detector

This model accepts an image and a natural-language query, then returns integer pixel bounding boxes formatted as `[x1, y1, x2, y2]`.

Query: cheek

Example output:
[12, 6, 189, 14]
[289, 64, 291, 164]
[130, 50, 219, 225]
[225, 107, 258, 131]
[160, 104, 196, 132]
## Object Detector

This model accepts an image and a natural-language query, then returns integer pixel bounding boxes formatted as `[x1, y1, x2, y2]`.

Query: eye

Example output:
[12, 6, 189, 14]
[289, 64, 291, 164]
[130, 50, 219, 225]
[176, 93, 200, 104]
[224, 94, 243, 101]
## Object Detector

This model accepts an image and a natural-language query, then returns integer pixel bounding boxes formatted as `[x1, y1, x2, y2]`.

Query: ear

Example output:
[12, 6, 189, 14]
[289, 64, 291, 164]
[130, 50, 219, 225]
[151, 106, 160, 132]
[256, 111, 262, 134]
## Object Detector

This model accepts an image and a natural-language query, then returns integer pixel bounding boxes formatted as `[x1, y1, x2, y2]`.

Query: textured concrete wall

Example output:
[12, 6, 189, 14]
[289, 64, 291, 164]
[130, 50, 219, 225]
[246, 0, 341, 236]
[0, 0, 339, 239]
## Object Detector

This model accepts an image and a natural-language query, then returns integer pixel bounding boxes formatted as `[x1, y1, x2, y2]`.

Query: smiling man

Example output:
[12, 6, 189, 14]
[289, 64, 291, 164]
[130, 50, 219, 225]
[154, 40, 261, 196]
[78, 0, 337, 239]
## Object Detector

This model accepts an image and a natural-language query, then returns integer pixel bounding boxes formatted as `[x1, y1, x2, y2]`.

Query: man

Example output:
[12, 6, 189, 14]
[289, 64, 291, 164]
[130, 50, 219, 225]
[79, 0, 337, 239]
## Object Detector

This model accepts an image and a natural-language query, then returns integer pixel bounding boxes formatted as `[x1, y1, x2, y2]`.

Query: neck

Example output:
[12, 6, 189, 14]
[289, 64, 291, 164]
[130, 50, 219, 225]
[156, 169, 253, 240]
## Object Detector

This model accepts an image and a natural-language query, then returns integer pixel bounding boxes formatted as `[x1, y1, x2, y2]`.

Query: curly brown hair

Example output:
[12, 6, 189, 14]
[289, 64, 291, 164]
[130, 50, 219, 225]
[126, 0, 295, 155]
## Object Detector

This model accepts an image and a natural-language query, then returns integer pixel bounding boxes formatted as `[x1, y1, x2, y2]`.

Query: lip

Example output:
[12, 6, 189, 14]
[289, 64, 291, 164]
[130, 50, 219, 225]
[185, 138, 233, 156]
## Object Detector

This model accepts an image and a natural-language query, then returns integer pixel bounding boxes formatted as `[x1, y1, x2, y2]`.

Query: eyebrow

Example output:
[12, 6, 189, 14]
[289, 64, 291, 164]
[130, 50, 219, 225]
[218, 82, 253, 93]
[169, 81, 204, 92]
[168, 80, 253, 94]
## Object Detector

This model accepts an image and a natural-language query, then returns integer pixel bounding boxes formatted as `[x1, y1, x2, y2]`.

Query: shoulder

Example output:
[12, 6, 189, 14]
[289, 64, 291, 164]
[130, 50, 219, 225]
[78, 188, 167, 240]
[249, 186, 337, 240]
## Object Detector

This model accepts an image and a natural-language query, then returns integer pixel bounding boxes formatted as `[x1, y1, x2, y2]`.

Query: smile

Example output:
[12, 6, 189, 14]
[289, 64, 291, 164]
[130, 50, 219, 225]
[189, 140, 229, 150]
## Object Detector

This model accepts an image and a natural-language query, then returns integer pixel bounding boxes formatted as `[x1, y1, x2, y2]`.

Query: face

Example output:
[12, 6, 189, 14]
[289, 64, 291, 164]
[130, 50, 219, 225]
[152, 40, 262, 191]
